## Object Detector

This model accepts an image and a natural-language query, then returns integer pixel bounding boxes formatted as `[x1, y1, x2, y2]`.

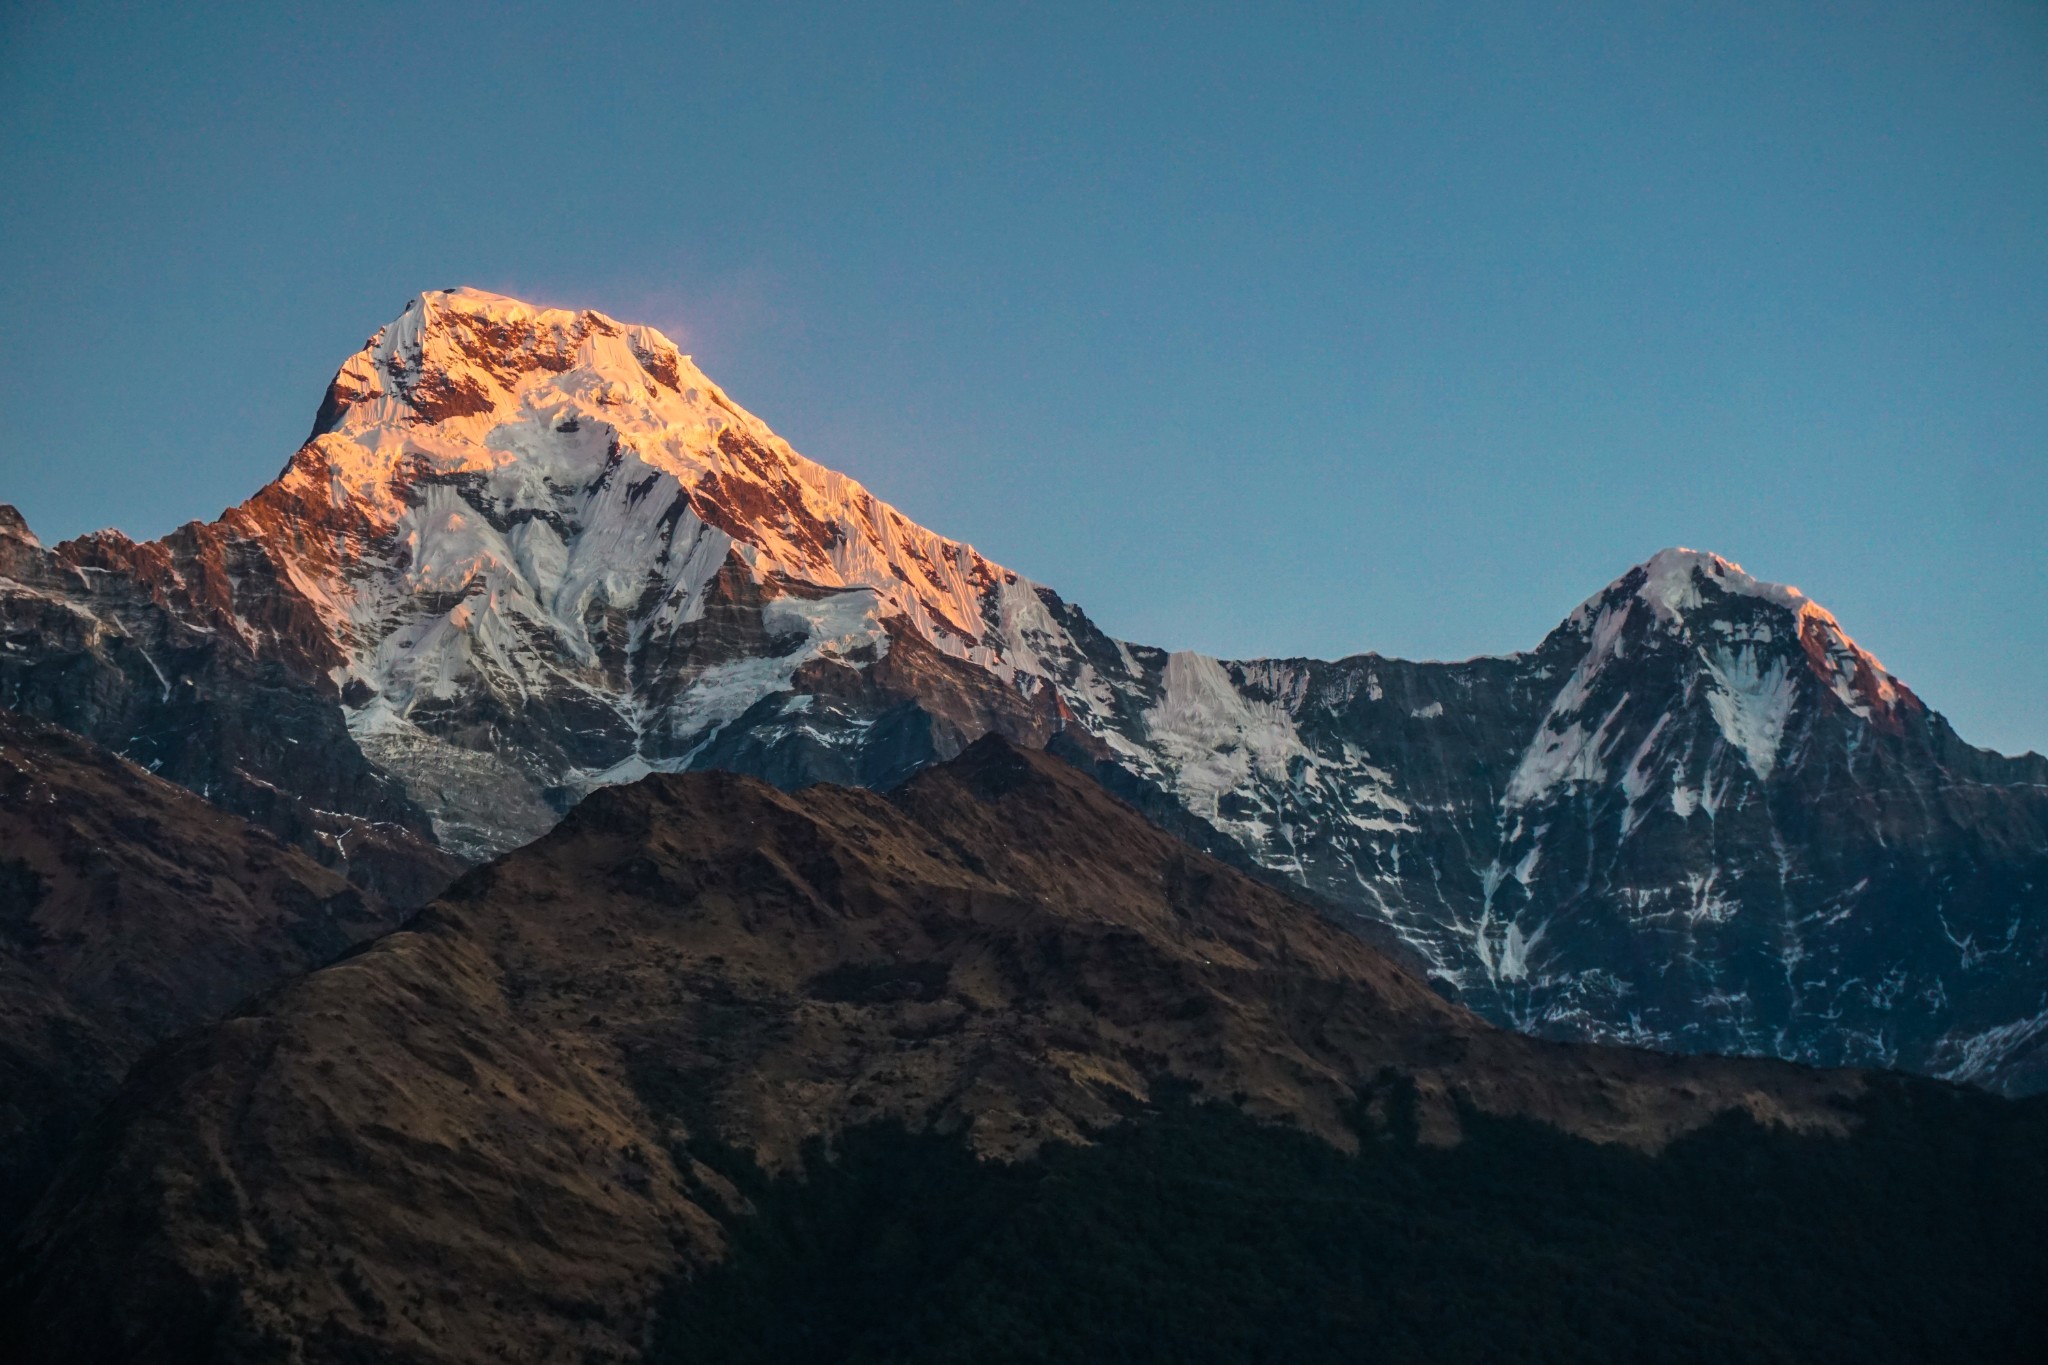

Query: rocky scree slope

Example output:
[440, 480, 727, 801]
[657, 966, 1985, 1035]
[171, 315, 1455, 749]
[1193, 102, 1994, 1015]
[4, 287, 2043, 1090]
[0, 708, 410, 1231]
[2, 738, 1863, 1365]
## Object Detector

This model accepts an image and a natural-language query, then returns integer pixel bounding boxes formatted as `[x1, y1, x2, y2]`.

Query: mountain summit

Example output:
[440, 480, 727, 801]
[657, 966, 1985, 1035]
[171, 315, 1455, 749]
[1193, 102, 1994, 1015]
[2, 287, 2043, 1090]
[230, 288, 1081, 857]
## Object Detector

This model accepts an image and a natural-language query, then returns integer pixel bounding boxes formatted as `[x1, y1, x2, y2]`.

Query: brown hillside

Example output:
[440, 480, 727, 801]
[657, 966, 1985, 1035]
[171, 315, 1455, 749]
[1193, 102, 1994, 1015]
[0, 709, 416, 1228]
[6, 737, 1862, 1365]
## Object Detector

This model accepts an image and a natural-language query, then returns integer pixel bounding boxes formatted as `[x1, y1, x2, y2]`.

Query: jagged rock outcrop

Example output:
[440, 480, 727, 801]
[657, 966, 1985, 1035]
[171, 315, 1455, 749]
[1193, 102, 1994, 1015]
[0, 508, 459, 905]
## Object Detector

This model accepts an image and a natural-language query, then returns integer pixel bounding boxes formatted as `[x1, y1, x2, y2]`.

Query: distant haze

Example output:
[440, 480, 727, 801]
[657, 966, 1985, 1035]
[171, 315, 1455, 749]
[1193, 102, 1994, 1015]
[2, 1, 2043, 754]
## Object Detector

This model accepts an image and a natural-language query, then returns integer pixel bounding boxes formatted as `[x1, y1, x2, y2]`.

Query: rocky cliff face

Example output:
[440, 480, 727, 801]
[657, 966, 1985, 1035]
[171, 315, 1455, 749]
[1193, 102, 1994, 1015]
[4, 287, 2042, 1091]
[0, 509, 459, 905]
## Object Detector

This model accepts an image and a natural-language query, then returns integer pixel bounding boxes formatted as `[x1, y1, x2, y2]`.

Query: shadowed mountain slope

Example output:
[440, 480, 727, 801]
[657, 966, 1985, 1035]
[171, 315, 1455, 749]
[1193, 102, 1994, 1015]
[0, 709, 418, 1231]
[1, 738, 1880, 1365]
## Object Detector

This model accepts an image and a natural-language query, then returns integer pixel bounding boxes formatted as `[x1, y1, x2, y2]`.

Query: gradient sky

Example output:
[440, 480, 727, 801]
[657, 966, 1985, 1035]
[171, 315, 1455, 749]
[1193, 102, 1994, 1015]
[3, 1, 2044, 754]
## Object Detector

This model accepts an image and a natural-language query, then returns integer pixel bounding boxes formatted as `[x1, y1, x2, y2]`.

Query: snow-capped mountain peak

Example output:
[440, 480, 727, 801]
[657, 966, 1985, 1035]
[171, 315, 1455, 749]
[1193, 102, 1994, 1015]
[10, 286, 2041, 1099]
[1561, 546, 1913, 734]
[1631, 547, 1804, 622]
[280, 285, 1039, 650]
[1575, 546, 1848, 634]
[294, 290, 843, 560]
[225, 288, 1088, 855]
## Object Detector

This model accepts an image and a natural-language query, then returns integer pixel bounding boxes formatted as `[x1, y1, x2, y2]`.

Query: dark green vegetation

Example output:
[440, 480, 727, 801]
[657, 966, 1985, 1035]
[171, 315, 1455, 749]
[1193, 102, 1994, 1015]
[658, 1081, 2048, 1365]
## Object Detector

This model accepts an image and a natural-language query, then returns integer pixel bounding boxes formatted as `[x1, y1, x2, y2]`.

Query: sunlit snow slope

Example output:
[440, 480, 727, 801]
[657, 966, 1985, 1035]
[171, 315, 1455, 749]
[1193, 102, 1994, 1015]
[252, 289, 1094, 854]
[3, 289, 2044, 1093]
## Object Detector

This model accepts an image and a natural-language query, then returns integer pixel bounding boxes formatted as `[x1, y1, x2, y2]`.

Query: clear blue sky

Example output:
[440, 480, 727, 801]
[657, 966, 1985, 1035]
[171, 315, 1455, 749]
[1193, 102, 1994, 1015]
[3, 1, 2044, 754]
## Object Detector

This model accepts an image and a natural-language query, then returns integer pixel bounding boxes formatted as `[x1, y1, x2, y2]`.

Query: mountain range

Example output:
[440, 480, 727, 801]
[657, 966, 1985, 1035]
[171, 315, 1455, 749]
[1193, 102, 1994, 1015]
[4, 291, 2048, 1360]
[3, 286, 2044, 1093]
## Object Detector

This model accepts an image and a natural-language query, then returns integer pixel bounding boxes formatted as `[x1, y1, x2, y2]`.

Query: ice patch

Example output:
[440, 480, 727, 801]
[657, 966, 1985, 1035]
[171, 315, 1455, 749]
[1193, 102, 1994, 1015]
[1470, 905, 1547, 983]
[1618, 713, 1673, 836]
[1496, 919, 1545, 980]
[1137, 651, 1413, 851]
[765, 588, 890, 659]
[1934, 1008, 2048, 1086]
[1505, 695, 1629, 807]
[1680, 869, 1739, 924]
[672, 588, 889, 736]
[1701, 645, 1797, 779]
[1144, 652, 1314, 814]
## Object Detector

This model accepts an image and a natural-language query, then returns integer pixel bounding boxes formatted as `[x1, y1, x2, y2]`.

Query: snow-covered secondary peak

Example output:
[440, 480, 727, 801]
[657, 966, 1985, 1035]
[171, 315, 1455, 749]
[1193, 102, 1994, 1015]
[1573, 547, 1823, 626]
[1632, 547, 1803, 621]
[1566, 546, 1912, 725]
[1509, 546, 1921, 811]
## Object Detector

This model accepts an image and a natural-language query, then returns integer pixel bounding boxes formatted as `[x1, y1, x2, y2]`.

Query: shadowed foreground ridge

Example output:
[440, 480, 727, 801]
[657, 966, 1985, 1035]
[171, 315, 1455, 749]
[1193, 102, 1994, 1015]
[6, 738, 2043, 1363]
[0, 709, 415, 1232]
